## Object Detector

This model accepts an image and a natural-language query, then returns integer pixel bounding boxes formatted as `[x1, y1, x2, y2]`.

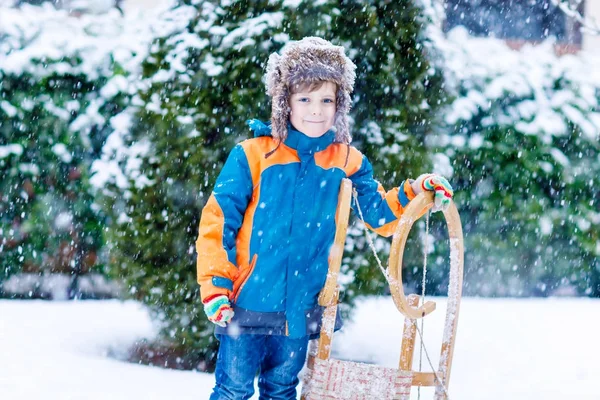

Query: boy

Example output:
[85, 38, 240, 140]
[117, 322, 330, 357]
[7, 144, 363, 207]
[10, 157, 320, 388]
[196, 37, 453, 400]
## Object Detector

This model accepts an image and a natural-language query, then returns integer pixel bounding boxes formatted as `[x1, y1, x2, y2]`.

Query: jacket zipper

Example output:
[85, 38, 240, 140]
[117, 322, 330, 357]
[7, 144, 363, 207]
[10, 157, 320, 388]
[232, 254, 257, 303]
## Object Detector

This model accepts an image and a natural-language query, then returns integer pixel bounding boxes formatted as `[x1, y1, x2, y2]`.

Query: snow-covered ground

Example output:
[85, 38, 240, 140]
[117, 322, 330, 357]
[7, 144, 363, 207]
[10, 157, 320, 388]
[0, 297, 598, 399]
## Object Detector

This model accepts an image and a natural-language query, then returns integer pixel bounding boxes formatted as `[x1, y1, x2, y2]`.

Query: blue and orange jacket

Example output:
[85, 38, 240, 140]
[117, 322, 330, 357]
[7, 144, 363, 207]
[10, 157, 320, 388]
[196, 119, 416, 338]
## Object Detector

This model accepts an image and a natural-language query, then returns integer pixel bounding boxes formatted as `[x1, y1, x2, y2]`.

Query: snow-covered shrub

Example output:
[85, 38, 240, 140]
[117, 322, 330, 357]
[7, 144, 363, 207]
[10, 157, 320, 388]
[430, 27, 600, 296]
[0, 3, 169, 294]
[94, 0, 446, 367]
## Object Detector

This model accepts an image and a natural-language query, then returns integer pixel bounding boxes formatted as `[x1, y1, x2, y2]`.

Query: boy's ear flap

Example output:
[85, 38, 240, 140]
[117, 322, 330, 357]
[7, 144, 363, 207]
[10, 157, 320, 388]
[332, 89, 352, 144]
[265, 53, 282, 96]
[271, 88, 291, 141]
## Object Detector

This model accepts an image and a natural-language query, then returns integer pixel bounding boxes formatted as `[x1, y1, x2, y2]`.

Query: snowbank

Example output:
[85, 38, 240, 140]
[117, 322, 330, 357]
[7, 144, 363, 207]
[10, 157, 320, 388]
[0, 297, 598, 399]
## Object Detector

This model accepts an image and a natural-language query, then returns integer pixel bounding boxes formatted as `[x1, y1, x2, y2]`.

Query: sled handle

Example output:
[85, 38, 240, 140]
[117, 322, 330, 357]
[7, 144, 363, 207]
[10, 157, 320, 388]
[318, 178, 353, 307]
[388, 190, 465, 394]
[388, 192, 438, 319]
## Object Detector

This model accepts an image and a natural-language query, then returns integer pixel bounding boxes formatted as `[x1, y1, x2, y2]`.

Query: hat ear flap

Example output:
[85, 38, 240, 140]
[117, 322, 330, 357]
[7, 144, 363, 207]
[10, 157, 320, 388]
[333, 88, 352, 144]
[265, 53, 282, 97]
[334, 111, 351, 144]
[271, 86, 289, 141]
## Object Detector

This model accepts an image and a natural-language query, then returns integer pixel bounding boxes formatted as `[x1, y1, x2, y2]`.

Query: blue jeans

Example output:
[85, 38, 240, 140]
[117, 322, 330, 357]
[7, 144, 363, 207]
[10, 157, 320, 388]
[210, 334, 309, 400]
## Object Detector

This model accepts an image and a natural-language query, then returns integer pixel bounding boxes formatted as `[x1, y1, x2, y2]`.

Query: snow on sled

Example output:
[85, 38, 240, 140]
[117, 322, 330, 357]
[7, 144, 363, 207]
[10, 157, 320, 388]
[301, 179, 464, 400]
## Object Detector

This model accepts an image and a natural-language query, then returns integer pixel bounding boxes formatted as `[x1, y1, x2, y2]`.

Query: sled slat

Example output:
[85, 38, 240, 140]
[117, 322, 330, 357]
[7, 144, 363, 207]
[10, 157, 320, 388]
[307, 358, 413, 400]
[412, 372, 439, 387]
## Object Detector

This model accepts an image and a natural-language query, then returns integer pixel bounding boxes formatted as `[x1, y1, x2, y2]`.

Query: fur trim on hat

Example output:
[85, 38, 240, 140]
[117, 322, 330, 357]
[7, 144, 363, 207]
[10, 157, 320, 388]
[265, 37, 356, 144]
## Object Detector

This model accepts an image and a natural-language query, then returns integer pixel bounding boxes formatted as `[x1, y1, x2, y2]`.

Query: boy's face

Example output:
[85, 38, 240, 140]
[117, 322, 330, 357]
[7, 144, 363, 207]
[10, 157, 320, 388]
[289, 81, 337, 138]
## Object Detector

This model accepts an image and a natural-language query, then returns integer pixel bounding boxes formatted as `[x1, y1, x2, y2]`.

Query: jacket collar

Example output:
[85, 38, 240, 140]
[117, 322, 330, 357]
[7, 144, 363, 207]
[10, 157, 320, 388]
[284, 123, 335, 155]
[246, 119, 335, 155]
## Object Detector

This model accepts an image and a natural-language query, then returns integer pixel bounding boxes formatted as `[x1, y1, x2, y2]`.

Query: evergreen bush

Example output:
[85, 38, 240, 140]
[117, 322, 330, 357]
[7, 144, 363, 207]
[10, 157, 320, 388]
[96, 0, 445, 368]
[431, 28, 600, 297]
[0, 4, 165, 297]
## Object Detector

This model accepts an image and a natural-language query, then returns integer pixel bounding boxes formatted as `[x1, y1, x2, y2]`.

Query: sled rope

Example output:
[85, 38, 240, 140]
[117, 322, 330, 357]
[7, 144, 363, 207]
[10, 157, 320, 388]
[352, 189, 451, 400]
[351, 188, 392, 286]
[415, 323, 450, 399]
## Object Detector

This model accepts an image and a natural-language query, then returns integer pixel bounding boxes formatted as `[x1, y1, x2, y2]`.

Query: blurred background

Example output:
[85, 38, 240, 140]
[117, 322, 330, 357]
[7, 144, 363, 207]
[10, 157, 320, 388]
[0, 0, 598, 372]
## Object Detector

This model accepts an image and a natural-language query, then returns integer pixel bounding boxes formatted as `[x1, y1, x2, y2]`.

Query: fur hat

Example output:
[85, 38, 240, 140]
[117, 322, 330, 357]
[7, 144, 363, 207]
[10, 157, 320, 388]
[265, 37, 357, 144]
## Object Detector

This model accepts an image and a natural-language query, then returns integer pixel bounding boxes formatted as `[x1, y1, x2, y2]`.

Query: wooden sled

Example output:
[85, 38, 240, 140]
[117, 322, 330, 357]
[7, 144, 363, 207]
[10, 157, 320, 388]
[301, 178, 464, 400]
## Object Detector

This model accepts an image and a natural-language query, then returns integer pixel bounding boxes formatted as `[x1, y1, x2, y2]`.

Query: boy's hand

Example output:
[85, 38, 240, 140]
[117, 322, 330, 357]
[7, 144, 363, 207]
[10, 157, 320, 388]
[203, 295, 235, 327]
[412, 174, 454, 212]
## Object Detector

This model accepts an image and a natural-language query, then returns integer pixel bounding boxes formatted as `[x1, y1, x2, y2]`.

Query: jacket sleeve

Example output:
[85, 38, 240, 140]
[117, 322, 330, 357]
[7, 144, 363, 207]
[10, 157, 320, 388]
[348, 153, 416, 237]
[196, 144, 253, 302]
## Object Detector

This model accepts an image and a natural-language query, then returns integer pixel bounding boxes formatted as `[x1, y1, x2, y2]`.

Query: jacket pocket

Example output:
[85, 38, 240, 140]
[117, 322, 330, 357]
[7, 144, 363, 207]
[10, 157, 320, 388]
[231, 254, 257, 303]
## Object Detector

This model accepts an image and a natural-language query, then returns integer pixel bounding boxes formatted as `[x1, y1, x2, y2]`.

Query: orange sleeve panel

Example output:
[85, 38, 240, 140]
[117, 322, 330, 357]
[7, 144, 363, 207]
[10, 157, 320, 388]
[196, 144, 254, 302]
[362, 181, 417, 237]
[241, 137, 300, 181]
[314, 143, 363, 174]
[343, 146, 364, 176]
[196, 194, 240, 300]
[344, 146, 417, 238]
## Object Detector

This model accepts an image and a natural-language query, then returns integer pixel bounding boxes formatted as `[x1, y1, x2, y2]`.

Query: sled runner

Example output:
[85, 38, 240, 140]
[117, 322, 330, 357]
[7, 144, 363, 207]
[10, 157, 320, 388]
[301, 179, 464, 400]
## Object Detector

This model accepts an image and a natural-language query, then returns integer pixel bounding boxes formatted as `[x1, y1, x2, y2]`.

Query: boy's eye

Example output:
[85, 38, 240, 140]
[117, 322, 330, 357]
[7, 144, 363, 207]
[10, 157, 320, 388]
[297, 97, 335, 103]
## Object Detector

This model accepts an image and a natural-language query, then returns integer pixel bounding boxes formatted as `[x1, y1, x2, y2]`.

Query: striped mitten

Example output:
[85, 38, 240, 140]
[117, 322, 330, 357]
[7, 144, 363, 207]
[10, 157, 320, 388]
[417, 174, 454, 212]
[203, 295, 235, 327]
